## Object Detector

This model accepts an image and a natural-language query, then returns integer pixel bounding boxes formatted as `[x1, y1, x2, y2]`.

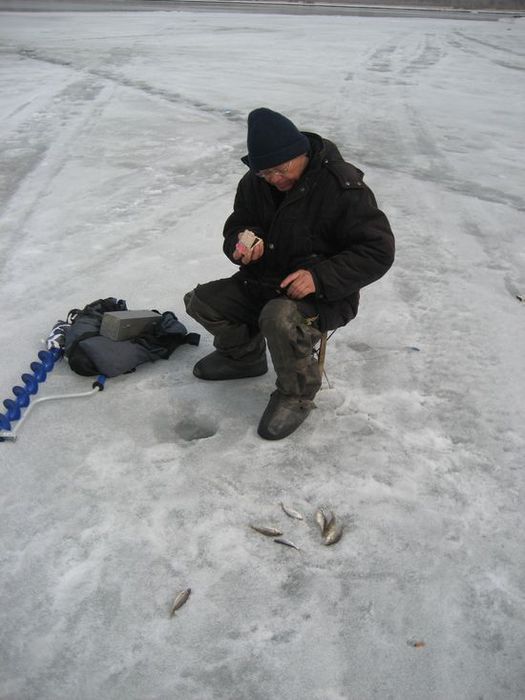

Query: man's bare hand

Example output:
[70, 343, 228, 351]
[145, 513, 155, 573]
[280, 269, 316, 299]
[233, 232, 264, 265]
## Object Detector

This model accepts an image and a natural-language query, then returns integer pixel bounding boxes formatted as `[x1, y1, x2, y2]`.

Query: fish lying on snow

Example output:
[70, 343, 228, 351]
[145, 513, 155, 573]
[274, 537, 301, 551]
[323, 521, 343, 545]
[170, 588, 191, 617]
[315, 508, 334, 535]
[315, 509, 326, 532]
[280, 502, 304, 520]
[315, 508, 343, 545]
[250, 524, 284, 537]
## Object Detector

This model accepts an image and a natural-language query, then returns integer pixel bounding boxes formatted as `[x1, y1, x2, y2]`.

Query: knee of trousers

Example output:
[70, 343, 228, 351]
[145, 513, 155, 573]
[184, 287, 222, 323]
[183, 289, 194, 313]
[258, 298, 302, 337]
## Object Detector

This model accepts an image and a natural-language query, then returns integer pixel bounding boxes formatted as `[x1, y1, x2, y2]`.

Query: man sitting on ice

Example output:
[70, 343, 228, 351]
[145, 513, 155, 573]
[185, 107, 395, 440]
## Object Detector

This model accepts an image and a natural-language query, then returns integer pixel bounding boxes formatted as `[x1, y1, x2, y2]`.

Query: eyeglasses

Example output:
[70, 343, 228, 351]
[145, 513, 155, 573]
[255, 160, 294, 179]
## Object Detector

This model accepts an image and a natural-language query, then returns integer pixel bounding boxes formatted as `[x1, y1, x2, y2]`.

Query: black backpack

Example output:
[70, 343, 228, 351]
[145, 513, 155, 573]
[63, 298, 199, 377]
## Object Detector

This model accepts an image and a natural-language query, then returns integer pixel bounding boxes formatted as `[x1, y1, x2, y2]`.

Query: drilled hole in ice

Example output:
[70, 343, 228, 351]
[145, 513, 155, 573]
[174, 418, 217, 441]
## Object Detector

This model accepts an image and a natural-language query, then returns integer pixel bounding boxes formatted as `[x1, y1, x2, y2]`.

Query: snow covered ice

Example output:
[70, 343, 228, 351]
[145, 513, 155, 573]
[1, 6, 524, 699]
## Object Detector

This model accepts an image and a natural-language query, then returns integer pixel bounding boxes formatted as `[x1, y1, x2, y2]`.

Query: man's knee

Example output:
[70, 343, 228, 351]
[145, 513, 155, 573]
[184, 284, 222, 323]
[184, 288, 202, 318]
[183, 289, 195, 314]
[186, 282, 214, 308]
[258, 298, 301, 336]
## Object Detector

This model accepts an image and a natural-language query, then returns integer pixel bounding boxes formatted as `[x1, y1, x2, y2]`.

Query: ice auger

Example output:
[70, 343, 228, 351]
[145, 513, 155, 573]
[0, 348, 105, 442]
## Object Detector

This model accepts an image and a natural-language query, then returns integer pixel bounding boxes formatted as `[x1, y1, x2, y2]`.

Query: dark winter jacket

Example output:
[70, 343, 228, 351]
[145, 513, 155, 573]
[222, 132, 395, 331]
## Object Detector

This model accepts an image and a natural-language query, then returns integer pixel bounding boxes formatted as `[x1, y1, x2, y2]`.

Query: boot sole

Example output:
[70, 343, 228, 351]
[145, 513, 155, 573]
[193, 366, 268, 381]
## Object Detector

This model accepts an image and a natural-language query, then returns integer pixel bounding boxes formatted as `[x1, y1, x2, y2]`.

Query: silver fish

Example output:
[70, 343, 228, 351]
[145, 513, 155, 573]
[170, 588, 191, 617]
[250, 524, 283, 537]
[280, 502, 304, 520]
[315, 509, 326, 533]
[274, 537, 301, 551]
[322, 509, 335, 536]
[323, 523, 343, 546]
[315, 508, 334, 536]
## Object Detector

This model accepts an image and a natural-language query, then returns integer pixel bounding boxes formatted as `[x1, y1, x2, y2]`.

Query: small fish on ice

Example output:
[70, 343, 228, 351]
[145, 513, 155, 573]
[250, 524, 284, 537]
[315, 508, 334, 536]
[170, 588, 191, 617]
[274, 537, 301, 551]
[280, 502, 304, 520]
[323, 522, 343, 546]
[316, 508, 343, 545]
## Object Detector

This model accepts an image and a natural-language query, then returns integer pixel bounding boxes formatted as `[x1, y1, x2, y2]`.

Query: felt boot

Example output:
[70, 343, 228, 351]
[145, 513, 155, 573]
[257, 390, 314, 440]
[193, 350, 268, 380]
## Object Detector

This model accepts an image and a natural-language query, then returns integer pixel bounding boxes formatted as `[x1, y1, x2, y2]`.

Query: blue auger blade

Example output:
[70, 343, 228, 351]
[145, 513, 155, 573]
[13, 385, 30, 408]
[29, 361, 47, 383]
[22, 373, 39, 395]
[3, 399, 21, 422]
[0, 413, 11, 431]
[38, 350, 57, 371]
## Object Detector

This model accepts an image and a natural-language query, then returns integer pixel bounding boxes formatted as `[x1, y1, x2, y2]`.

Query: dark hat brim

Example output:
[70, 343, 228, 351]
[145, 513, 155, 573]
[242, 133, 310, 172]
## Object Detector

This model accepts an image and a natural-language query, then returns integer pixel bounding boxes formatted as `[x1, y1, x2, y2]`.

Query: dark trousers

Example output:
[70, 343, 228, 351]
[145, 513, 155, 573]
[184, 277, 323, 400]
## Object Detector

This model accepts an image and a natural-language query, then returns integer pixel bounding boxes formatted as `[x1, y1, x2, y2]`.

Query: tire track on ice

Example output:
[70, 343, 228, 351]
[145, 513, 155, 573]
[345, 33, 524, 212]
[448, 30, 525, 71]
[16, 47, 244, 123]
[0, 76, 115, 275]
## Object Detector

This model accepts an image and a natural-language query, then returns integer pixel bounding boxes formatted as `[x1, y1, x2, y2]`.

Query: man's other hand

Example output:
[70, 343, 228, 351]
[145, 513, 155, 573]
[280, 269, 316, 299]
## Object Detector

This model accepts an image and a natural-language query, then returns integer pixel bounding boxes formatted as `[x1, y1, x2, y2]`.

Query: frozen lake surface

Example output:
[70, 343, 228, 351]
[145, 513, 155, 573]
[1, 7, 524, 699]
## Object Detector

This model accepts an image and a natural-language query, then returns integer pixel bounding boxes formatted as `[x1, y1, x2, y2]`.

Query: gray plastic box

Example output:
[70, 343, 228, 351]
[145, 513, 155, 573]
[100, 310, 160, 341]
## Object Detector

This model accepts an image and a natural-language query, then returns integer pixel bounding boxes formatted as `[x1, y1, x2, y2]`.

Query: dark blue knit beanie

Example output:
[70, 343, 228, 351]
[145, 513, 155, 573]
[242, 108, 310, 172]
